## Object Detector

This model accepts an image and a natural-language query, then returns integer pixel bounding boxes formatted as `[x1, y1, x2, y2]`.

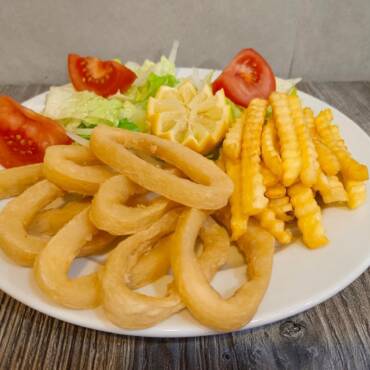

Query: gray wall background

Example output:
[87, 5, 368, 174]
[1, 0, 369, 83]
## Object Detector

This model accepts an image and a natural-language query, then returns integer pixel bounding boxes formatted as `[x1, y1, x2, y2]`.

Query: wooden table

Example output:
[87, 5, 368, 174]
[0, 82, 369, 370]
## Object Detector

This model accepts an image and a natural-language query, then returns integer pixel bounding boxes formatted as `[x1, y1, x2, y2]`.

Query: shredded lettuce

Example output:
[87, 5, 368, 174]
[275, 77, 301, 93]
[73, 128, 93, 139]
[186, 69, 215, 90]
[72, 117, 140, 139]
[123, 42, 178, 103]
[43, 84, 124, 126]
[288, 86, 298, 96]
[43, 84, 149, 138]
[121, 73, 178, 103]
[118, 118, 140, 131]
[265, 105, 273, 120]
[120, 101, 147, 131]
[125, 56, 176, 87]
[226, 98, 242, 121]
[168, 40, 179, 65]
[264, 83, 298, 121]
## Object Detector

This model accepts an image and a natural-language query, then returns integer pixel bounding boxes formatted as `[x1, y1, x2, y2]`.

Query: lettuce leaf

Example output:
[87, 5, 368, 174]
[132, 73, 178, 103]
[71, 117, 140, 139]
[265, 105, 273, 120]
[43, 84, 124, 126]
[288, 86, 298, 96]
[275, 77, 302, 93]
[117, 118, 140, 132]
[120, 101, 147, 132]
[126, 56, 176, 87]
[43, 83, 150, 136]
[226, 97, 242, 121]
[263, 79, 300, 120]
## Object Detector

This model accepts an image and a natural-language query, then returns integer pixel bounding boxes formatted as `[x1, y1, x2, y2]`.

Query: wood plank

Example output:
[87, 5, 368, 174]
[0, 83, 369, 370]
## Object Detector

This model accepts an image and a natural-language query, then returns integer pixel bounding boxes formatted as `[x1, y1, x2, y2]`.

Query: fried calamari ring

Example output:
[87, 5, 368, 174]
[78, 231, 116, 258]
[0, 180, 63, 266]
[101, 209, 181, 329]
[28, 197, 116, 256]
[223, 245, 245, 269]
[34, 208, 103, 309]
[90, 126, 233, 209]
[29, 198, 116, 257]
[90, 175, 174, 235]
[101, 210, 230, 329]
[172, 210, 274, 331]
[29, 200, 90, 236]
[127, 225, 218, 279]
[128, 234, 172, 289]
[129, 221, 228, 290]
[0, 181, 114, 266]
[43, 144, 113, 195]
[0, 163, 44, 200]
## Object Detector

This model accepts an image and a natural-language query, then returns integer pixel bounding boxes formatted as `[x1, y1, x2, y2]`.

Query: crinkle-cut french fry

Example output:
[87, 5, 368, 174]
[241, 99, 268, 215]
[288, 95, 319, 186]
[270, 92, 301, 186]
[315, 110, 368, 181]
[343, 179, 367, 209]
[329, 124, 368, 180]
[304, 107, 340, 176]
[303, 107, 316, 136]
[261, 118, 282, 178]
[261, 164, 279, 187]
[265, 184, 286, 199]
[223, 118, 243, 160]
[216, 149, 226, 171]
[225, 158, 248, 240]
[268, 196, 294, 222]
[321, 108, 333, 122]
[314, 171, 347, 204]
[313, 137, 340, 176]
[255, 208, 292, 244]
[288, 183, 328, 248]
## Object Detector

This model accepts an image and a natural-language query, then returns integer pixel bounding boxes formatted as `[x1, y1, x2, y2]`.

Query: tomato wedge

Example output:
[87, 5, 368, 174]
[212, 49, 276, 107]
[0, 96, 72, 168]
[68, 54, 136, 97]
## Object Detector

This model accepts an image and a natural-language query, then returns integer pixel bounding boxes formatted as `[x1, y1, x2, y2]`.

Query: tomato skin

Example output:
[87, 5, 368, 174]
[0, 96, 72, 168]
[212, 48, 276, 107]
[68, 54, 136, 97]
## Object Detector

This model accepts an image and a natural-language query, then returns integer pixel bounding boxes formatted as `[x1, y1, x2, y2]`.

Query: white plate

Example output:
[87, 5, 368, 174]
[0, 68, 369, 338]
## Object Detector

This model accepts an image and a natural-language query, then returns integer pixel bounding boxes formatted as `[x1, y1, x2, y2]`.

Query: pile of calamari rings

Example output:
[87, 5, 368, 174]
[0, 126, 274, 331]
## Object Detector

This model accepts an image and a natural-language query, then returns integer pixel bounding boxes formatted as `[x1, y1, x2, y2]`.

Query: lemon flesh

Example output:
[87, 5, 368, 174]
[147, 81, 230, 154]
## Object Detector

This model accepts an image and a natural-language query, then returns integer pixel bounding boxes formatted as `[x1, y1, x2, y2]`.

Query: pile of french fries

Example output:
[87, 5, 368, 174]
[221, 92, 368, 248]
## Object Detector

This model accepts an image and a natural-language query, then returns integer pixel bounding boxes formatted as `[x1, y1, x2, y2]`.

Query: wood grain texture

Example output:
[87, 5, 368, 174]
[0, 83, 369, 370]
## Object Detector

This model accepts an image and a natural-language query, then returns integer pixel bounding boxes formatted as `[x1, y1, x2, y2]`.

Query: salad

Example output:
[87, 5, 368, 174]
[0, 42, 300, 168]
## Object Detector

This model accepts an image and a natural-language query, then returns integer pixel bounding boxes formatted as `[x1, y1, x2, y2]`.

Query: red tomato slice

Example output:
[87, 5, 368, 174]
[68, 54, 136, 97]
[0, 96, 72, 168]
[212, 49, 276, 107]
